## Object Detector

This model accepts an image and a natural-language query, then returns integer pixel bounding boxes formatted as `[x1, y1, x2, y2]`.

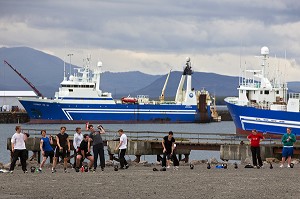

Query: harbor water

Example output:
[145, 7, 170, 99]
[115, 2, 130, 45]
[0, 121, 236, 164]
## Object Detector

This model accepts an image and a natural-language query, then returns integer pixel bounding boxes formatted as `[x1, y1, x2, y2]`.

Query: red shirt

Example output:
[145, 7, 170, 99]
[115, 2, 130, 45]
[247, 134, 264, 147]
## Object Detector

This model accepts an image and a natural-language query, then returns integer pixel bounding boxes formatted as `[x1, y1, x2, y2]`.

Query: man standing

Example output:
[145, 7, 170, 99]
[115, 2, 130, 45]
[75, 134, 94, 172]
[9, 126, 28, 173]
[73, 127, 83, 168]
[280, 127, 296, 168]
[39, 130, 54, 172]
[115, 129, 129, 169]
[52, 126, 70, 173]
[88, 124, 105, 171]
[247, 129, 264, 168]
[162, 131, 179, 169]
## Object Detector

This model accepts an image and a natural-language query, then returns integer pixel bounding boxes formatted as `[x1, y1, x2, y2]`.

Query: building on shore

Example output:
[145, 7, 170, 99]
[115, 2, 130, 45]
[0, 91, 36, 112]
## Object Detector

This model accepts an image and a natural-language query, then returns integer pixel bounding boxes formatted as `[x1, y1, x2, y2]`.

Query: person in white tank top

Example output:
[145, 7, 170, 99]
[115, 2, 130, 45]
[115, 129, 129, 169]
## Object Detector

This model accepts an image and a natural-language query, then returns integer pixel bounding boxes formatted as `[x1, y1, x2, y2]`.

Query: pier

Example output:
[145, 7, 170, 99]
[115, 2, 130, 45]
[6, 129, 300, 163]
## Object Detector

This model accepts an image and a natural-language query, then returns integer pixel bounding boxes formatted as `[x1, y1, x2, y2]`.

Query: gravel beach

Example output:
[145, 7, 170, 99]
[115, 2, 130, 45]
[0, 163, 299, 199]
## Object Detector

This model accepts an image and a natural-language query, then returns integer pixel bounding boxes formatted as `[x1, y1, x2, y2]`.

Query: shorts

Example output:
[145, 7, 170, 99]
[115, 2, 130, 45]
[78, 152, 92, 159]
[44, 150, 54, 158]
[282, 147, 293, 158]
[55, 147, 70, 158]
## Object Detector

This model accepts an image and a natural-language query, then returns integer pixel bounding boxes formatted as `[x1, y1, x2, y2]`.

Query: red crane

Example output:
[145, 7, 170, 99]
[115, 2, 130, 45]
[4, 60, 44, 98]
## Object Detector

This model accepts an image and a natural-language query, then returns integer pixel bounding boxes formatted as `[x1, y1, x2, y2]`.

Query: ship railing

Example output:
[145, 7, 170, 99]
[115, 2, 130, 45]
[289, 93, 300, 99]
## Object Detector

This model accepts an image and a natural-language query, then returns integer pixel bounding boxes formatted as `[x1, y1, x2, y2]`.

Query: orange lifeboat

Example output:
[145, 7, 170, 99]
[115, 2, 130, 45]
[121, 96, 138, 104]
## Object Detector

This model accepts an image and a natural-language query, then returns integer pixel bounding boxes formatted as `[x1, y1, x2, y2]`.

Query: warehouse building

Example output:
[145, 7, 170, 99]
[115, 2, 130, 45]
[0, 91, 36, 112]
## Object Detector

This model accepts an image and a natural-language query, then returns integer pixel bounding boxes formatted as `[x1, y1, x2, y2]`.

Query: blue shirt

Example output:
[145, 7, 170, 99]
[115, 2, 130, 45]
[41, 137, 53, 152]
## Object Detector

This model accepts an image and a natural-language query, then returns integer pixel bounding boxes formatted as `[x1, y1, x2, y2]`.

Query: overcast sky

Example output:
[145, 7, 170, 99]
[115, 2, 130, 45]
[0, 0, 300, 81]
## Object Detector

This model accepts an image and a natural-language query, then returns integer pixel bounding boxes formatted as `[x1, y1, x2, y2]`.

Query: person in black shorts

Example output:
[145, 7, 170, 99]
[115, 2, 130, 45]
[52, 126, 70, 173]
[39, 130, 54, 172]
[162, 131, 179, 170]
[75, 134, 94, 172]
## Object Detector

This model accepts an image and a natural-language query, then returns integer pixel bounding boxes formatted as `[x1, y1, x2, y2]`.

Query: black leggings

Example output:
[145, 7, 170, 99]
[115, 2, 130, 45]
[93, 143, 105, 169]
[251, 146, 263, 166]
[118, 149, 128, 168]
[10, 149, 27, 171]
[162, 152, 179, 167]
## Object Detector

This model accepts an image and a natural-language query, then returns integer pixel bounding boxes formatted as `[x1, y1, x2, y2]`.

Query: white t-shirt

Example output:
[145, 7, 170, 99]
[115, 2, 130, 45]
[11, 133, 26, 150]
[119, 133, 127, 149]
[73, 133, 83, 149]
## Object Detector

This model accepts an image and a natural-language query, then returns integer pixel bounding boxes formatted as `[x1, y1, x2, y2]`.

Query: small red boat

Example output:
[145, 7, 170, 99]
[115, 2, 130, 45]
[121, 96, 138, 103]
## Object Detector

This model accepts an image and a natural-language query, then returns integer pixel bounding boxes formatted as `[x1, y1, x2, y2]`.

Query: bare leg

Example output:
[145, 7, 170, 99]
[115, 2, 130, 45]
[281, 157, 286, 165]
[52, 157, 57, 169]
[87, 156, 94, 168]
[40, 156, 47, 168]
[287, 156, 292, 166]
[76, 155, 82, 168]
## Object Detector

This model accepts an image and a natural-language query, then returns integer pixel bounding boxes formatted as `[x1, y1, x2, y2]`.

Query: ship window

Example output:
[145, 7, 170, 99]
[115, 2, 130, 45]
[276, 90, 279, 94]
[69, 89, 73, 92]
[240, 90, 243, 93]
[74, 85, 78, 88]
[264, 90, 269, 95]
[260, 91, 263, 94]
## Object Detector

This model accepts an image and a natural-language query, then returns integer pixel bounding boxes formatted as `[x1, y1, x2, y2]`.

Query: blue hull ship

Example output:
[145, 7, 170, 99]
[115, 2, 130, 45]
[225, 47, 300, 136]
[19, 57, 212, 124]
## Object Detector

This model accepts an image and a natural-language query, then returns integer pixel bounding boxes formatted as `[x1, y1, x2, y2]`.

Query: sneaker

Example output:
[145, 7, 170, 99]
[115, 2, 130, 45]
[287, 165, 291, 168]
[101, 167, 104, 171]
[52, 168, 56, 173]
[125, 165, 129, 169]
[24, 170, 28, 173]
[173, 166, 179, 170]
[119, 167, 125, 170]
[280, 164, 284, 168]
[9, 170, 13, 174]
[75, 167, 79, 172]
[166, 166, 170, 169]
[253, 166, 257, 169]
[38, 168, 42, 173]
[64, 169, 68, 173]
[92, 169, 96, 173]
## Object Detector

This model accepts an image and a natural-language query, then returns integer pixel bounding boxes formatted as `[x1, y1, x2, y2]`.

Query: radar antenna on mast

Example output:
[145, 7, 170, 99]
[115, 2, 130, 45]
[4, 60, 44, 97]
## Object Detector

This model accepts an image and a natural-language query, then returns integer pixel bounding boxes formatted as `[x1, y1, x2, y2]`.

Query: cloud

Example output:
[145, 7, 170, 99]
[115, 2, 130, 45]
[0, 0, 299, 80]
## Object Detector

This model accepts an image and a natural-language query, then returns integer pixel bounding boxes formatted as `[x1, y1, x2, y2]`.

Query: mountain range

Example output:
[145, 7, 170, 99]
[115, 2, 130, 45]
[0, 47, 299, 105]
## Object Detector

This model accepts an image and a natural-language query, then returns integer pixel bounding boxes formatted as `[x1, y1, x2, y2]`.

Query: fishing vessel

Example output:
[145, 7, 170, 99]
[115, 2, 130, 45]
[225, 46, 300, 136]
[18, 57, 212, 123]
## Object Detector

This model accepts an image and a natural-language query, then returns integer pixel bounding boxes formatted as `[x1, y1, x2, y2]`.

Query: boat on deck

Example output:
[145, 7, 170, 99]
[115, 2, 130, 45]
[18, 57, 212, 123]
[225, 46, 300, 136]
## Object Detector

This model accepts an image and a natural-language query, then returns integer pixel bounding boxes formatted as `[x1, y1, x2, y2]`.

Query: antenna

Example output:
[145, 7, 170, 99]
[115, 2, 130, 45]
[67, 53, 73, 77]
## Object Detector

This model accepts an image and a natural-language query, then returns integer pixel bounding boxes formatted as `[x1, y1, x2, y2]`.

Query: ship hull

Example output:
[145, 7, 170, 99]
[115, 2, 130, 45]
[19, 99, 211, 124]
[225, 101, 300, 136]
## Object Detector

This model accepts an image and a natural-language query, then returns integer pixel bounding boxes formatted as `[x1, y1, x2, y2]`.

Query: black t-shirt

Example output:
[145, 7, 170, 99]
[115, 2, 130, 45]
[56, 133, 68, 147]
[79, 140, 88, 154]
[163, 136, 175, 153]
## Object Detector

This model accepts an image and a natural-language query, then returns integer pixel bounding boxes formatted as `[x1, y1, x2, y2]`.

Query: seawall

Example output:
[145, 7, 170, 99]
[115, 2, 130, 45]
[0, 112, 29, 123]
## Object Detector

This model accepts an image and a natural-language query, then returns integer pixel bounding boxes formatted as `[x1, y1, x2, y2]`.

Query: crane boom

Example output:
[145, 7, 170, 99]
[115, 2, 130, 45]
[159, 69, 171, 102]
[4, 60, 44, 97]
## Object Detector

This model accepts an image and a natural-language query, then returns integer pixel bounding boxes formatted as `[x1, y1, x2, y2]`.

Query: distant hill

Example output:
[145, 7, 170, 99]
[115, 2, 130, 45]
[0, 47, 161, 97]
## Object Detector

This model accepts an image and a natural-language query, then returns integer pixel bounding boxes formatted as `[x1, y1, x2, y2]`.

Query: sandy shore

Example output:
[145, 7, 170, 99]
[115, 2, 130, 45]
[0, 162, 300, 199]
